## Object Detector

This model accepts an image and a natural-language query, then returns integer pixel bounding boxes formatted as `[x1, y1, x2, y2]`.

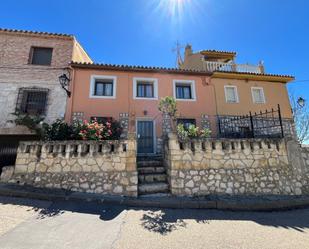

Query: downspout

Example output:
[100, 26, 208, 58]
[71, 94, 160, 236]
[65, 65, 75, 124]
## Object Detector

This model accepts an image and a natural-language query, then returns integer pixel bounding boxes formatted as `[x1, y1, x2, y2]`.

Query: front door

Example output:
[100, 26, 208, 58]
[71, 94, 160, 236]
[137, 120, 154, 154]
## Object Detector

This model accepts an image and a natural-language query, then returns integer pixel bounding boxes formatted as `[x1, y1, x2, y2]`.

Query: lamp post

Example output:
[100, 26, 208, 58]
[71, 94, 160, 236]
[297, 97, 305, 108]
[58, 73, 71, 97]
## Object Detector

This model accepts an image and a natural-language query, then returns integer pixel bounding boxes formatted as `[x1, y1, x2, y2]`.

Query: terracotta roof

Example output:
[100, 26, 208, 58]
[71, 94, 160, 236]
[213, 70, 295, 83]
[200, 49, 237, 55]
[71, 62, 294, 81]
[70, 62, 212, 75]
[0, 28, 74, 39]
[215, 70, 294, 78]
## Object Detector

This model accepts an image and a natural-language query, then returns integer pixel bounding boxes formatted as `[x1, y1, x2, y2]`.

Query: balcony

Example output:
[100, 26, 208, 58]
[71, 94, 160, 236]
[202, 60, 264, 74]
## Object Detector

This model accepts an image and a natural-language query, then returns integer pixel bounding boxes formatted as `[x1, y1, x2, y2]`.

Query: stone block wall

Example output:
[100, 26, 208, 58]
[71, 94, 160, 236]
[165, 133, 307, 196]
[7, 136, 138, 197]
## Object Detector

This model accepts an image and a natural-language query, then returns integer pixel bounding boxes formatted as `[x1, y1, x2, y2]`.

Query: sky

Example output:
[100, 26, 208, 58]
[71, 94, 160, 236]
[0, 0, 308, 99]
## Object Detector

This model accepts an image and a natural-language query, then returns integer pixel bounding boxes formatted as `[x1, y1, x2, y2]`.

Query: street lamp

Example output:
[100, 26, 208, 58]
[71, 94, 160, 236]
[58, 74, 71, 97]
[297, 97, 305, 108]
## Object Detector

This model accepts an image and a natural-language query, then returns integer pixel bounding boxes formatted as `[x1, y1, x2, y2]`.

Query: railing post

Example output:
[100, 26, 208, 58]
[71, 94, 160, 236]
[217, 116, 222, 138]
[249, 111, 254, 138]
[278, 104, 284, 138]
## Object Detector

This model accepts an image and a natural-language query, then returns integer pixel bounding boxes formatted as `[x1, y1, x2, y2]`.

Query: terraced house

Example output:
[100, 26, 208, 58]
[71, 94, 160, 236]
[66, 45, 294, 155]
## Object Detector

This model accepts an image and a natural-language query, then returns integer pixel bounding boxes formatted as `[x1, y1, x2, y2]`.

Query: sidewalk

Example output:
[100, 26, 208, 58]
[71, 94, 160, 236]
[0, 183, 309, 211]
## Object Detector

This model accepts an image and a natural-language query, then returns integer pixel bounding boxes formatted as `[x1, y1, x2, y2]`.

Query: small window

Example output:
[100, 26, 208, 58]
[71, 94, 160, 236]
[177, 119, 196, 129]
[30, 47, 53, 65]
[251, 87, 265, 103]
[224, 86, 239, 103]
[176, 85, 191, 99]
[133, 77, 158, 99]
[94, 80, 113, 96]
[90, 75, 117, 99]
[16, 88, 49, 115]
[173, 80, 196, 101]
[137, 82, 154, 98]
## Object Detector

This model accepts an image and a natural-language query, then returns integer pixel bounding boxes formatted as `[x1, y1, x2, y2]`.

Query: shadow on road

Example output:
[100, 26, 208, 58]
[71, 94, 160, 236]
[1, 196, 309, 235]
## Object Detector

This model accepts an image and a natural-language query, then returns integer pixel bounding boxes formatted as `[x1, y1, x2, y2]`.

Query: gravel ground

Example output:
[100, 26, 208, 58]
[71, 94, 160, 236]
[0, 196, 308, 249]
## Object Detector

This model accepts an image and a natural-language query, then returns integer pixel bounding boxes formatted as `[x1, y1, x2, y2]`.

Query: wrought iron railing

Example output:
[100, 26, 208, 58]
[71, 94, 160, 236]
[218, 105, 284, 138]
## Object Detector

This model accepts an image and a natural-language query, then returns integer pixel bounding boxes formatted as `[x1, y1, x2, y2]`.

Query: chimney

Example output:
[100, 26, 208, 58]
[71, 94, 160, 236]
[184, 44, 192, 59]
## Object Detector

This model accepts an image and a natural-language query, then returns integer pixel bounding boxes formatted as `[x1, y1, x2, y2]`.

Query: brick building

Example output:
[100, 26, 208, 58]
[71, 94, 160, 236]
[0, 28, 92, 135]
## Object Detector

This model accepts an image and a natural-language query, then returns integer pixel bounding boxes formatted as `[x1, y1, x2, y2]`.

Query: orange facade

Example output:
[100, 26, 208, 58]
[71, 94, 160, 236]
[66, 64, 294, 147]
[66, 67, 217, 137]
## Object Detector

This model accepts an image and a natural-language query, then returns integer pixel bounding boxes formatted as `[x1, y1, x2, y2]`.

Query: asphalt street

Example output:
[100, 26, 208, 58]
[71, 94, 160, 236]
[0, 196, 308, 249]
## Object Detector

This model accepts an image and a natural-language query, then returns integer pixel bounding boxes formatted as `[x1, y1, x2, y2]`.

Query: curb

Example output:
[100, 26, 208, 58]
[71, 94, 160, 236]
[0, 184, 309, 211]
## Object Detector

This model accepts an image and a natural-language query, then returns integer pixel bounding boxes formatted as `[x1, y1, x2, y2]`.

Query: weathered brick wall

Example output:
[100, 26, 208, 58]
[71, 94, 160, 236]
[0, 32, 75, 130]
[165, 133, 307, 196]
[5, 135, 138, 197]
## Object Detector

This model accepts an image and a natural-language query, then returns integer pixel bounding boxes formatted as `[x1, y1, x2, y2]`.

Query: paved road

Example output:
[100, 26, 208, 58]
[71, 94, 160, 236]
[0, 196, 309, 249]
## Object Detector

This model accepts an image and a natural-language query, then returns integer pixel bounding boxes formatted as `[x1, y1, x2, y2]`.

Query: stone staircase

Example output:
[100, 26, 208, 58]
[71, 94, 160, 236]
[137, 155, 169, 195]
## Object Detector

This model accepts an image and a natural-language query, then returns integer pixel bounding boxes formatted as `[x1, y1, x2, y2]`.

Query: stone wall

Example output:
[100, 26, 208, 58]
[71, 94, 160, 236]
[6, 136, 137, 197]
[165, 133, 307, 196]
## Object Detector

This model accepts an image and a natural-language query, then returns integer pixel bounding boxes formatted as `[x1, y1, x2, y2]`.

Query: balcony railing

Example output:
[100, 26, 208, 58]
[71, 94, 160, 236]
[203, 60, 263, 74]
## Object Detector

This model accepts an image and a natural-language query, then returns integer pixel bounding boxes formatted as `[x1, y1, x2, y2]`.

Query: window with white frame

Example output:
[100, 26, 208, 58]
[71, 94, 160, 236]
[224, 85, 239, 103]
[173, 80, 196, 101]
[89, 75, 116, 98]
[133, 77, 158, 99]
[251, 87, 266, 103]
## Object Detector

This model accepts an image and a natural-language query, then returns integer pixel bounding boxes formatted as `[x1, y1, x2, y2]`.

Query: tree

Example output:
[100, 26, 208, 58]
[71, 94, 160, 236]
[290, 94, 309, 144]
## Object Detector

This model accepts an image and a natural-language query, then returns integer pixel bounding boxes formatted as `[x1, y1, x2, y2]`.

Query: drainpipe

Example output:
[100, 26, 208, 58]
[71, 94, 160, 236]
[65, 66, 75, 124]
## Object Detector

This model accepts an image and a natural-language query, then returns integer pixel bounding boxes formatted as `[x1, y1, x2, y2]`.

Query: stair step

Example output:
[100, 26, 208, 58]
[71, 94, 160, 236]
[137, 155, 163, 161]
[138, 173, 167, 183]
[138, 182, 169, 195]
[138, 166, 166, 174]
[137, 160, 163, 167]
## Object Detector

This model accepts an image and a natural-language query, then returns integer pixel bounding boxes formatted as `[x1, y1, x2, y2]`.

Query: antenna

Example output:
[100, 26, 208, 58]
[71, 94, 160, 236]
[172, 41, 184, 68]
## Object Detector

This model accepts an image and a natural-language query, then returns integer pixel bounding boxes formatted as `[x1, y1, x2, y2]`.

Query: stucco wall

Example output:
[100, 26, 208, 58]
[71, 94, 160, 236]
[211, 78, 292, 118]
[66, 68, 217, 137]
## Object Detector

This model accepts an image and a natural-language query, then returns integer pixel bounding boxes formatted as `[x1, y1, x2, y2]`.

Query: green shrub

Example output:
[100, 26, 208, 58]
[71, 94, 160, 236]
[176, 123, 211, 140]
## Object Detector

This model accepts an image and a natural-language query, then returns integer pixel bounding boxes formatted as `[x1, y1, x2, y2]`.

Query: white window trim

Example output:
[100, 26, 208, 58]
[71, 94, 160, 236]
[224, 85, 239, 103]
[251, 87, 266, 104]
[173, 79, 196, 101]
[133, 77, 158, 100]
[89, 75, 117, 99]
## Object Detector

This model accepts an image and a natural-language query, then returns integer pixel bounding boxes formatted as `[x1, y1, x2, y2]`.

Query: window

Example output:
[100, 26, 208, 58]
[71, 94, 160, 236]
[90, 75, 117, 99]
[173, 80, 196, 101]
[133, 77, 158, 99]
[177, 119, 196, 129]
[16, 88, 49, 115]
[137, 83, 154, 98]
[30, 47, 53, 65]
[251, 87, 265, 103]
[94, 80, 113, 96]
[224, 86, 239, 103]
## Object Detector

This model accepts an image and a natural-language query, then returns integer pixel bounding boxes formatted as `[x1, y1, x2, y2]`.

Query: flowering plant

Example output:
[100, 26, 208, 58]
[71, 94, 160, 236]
[78, 118, 122, 141]
[79, 119, 104, 140]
